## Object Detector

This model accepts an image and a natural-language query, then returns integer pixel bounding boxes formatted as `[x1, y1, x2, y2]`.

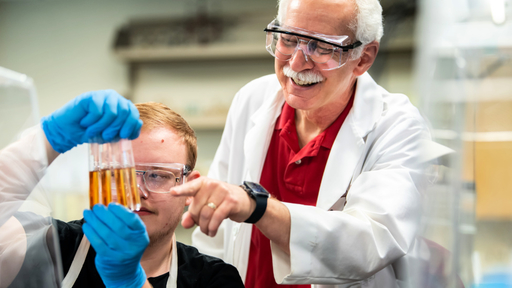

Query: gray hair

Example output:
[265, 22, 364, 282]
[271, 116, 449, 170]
[277, 0, 383, 59]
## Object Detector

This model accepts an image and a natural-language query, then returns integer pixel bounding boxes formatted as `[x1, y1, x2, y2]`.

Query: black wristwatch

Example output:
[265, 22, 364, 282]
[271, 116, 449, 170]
[240, 181, 270, 224]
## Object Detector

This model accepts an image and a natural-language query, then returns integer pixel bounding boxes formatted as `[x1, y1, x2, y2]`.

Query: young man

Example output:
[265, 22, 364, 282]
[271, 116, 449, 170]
[0, 90, 244, 288]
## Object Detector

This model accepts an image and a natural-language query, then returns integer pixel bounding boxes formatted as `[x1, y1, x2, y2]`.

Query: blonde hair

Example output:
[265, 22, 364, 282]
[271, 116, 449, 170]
[135, 102, 197, 169]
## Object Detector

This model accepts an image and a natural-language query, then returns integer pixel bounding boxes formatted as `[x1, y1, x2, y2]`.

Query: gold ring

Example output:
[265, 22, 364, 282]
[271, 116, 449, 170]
[206, 202, 217, 210]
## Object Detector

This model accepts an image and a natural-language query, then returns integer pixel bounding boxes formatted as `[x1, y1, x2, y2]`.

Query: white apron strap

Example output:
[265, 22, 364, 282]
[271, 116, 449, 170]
[61, 236, 90, 288]
[61, 234, 177, 288]
[166, 234, 178, 288]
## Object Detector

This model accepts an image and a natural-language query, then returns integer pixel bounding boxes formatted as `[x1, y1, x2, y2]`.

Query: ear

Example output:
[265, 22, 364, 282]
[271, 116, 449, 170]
[186, 170, 201, 181]
[353, 41, 380, 76]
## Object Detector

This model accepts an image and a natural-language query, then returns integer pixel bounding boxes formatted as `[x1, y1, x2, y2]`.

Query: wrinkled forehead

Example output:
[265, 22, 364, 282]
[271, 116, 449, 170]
[278, 0, 356, 36]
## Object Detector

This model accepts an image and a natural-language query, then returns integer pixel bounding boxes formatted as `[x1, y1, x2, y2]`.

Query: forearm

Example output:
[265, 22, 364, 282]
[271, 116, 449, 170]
[44, 131, 59, 165]
[255, 198, 291, 254]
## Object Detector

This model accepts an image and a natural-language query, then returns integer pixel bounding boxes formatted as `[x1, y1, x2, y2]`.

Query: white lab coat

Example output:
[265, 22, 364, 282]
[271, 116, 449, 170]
[192, 72, 431, 288]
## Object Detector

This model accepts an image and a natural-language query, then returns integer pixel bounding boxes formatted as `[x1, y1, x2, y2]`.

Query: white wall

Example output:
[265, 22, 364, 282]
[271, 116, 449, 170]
[0, 0, 277, 116]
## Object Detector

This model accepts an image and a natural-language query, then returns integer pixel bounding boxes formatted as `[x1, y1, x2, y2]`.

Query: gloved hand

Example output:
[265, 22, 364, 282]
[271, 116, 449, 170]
[41, 90, 143, 153]
[82, 203, 149, 288]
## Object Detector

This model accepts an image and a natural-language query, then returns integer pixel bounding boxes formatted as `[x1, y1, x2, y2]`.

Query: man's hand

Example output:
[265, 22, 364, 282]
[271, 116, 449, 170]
[170, 177, 256, 237]
[41, 90, 142, 154]
[82, 203, 149, 288]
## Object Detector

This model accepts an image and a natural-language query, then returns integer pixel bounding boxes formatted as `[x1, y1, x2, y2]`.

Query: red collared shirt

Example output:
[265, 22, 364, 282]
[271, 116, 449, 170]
[245, 94, 354, 288]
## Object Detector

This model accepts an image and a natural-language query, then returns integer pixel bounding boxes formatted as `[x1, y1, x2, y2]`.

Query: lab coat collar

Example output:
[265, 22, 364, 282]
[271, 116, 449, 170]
[316, 72, 384, 209]
[244, 87, 285, 182]
[350, 72, 384, 139]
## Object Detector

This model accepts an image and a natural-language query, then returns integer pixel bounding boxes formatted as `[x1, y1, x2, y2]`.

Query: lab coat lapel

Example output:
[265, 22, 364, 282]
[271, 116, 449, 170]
[243, 90, 285, 182]
[317, 72, 384, 210]
[231, 88, 284, 277]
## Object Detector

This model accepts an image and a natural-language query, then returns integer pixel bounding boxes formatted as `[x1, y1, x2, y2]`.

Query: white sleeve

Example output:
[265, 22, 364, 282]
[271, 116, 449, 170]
[271, 117, 429, 285]
[0, 125, 48, 227]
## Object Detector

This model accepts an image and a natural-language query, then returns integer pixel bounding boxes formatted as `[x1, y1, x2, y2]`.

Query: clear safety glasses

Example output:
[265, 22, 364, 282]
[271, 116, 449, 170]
[135, 163, 192, 194]
[264, 19, 363, 70]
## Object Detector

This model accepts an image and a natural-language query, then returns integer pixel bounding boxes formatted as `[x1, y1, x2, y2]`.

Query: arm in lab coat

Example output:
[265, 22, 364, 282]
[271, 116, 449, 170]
[272, 115, 429, 284]
[0, 126, 57, 287]
[0, 126, 51, 226]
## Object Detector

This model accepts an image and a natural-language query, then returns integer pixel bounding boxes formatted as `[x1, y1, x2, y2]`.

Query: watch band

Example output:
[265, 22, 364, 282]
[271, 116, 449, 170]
[244, 192, 268, 224]
[240, 182, 269, 224]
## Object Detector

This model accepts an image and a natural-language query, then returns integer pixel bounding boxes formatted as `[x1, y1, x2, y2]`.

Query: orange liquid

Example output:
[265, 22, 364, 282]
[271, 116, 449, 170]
[114, 168, 128, 207]
[129, 168, 141, 211]
[89, 171, 100, 208]
[101, 169, 112, 205]
[114, 167, 139, 210]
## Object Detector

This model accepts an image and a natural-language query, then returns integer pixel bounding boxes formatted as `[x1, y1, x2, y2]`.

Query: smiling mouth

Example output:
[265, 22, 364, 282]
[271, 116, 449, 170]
[291, 77, 321, 87]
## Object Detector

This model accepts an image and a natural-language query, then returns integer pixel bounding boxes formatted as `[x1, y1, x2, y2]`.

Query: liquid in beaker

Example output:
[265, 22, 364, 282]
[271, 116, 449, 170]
[100, 169, 112, 205]
[111, 139, 140, 211]
[89, 141, 101, 208]
[89, 140, 115, 208]
[89, 170, 100, 208]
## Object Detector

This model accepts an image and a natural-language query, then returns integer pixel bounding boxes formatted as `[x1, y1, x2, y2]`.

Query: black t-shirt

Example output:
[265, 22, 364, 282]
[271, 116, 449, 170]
[54, 218, 244, 288]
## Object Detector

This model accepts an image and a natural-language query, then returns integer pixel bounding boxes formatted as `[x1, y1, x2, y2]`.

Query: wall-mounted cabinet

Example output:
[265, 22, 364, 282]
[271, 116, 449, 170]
[113, 10, 276, 130]
[115, 42, 268, 62]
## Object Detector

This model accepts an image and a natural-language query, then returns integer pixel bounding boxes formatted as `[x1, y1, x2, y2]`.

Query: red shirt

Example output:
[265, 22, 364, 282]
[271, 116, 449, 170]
[245, 95, 354, 288]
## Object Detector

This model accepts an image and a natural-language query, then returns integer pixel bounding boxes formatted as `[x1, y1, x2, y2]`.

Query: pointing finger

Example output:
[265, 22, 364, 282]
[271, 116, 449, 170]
[170, 177, 204, 197]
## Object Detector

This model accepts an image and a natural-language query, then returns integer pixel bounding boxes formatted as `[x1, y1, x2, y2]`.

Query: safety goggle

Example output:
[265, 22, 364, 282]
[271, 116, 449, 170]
[264, 19, 363, 70]
[135, 163, 192, 194]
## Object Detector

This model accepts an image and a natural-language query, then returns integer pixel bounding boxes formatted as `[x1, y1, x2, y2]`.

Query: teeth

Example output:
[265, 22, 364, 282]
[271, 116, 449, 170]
[293, 77, 317, 86]
[283, 65, 324, 86]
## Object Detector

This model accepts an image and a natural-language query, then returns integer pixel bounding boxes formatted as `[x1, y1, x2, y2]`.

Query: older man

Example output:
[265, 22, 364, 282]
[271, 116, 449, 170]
[0, 91, 244, 288]
[172, 0, 430, 287]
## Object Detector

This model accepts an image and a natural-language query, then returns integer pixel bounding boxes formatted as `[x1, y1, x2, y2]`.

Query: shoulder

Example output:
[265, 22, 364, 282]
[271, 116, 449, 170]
[359, 72, 426, 127]
[55, 218, 85, 241]
[54, 218, 88, 276]
[237, 73, 280, 96]
[232, 74, 281, 110]
[176, 242, 244, 288]
[176, 241, 235, 271]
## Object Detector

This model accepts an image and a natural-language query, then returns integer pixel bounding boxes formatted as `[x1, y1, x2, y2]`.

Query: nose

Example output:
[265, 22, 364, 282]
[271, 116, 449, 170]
[289, 43, 314, 71]
[135, 174, 149, 198]
[138, 183, 149, 199]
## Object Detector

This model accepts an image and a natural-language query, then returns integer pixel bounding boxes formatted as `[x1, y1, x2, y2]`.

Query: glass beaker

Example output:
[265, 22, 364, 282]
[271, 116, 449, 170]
[111, 139, 140, 211]
[99, 142, 112, 205]
[89, 138, 114, 208]
[88, 141, 101, 208]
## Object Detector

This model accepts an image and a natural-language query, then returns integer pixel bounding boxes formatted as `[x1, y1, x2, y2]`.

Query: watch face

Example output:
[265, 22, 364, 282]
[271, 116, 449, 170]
[245, 182, 270, 197]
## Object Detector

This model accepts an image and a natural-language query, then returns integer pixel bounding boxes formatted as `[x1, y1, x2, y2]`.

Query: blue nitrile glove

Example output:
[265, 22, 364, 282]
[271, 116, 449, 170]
[82, 203, 149, 288]
[41, 90, 143, 153]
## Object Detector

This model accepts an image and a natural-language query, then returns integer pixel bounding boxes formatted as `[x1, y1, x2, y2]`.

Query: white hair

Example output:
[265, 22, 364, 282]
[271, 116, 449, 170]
[277, 0, 383, 59]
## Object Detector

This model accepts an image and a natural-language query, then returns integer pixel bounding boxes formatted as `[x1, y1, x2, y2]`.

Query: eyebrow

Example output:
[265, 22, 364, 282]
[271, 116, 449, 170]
[136, 165, 181, 171]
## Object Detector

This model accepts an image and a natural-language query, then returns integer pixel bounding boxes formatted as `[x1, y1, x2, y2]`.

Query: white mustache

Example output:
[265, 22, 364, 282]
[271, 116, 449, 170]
[283, 65, 325, 83]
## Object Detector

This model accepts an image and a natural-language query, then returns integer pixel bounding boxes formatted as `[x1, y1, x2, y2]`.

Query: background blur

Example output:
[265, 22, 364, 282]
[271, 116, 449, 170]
[1, 0, 511, 286]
